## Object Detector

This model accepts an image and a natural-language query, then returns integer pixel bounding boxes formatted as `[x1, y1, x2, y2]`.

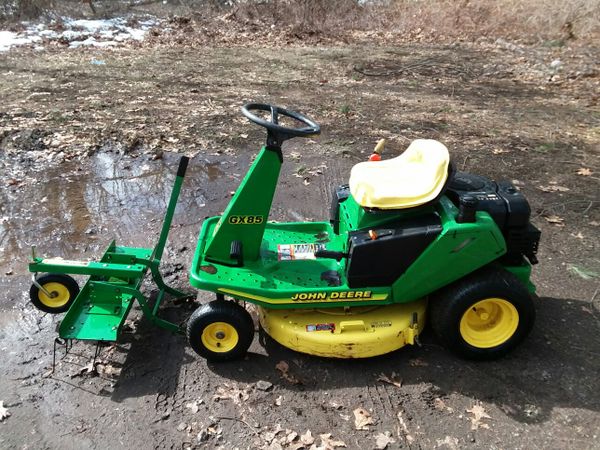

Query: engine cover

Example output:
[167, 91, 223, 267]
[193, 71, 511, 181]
[447, 172, 540, 264]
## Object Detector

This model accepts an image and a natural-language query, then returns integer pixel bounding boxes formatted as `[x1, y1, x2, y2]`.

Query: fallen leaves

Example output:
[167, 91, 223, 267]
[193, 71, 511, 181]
[275, 361, 302, 385]
[374, 431, 396, 449]
[185, 399, 204, 414]
[543, 214, 565, 226]
[408, 357, 429, 367]
[256, 380, 274, 391]
[396, 410, 415, 444]
[433, 397, 454, 413]
[317, 433, 347, 449]
[213, 383, 251, 404]
[577, 167, 593, 176]
[377, 372, 402, 388]
[538, 184, 569, 192]
[353, 407, 374, 430]
[466, 403, 491, 430]
[300, 430, 315, 446]
[0, 401, 10, 421]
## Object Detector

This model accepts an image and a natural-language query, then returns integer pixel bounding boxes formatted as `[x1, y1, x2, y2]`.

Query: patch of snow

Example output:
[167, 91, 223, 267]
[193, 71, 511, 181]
[0, 16, 160, 52]
[0, 30, 34, 52]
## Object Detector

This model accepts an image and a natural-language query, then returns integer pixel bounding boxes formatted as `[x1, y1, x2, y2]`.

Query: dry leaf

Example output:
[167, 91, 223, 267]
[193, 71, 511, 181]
[262, 424, 283, 443]
[377, 372, 402, 388]
[436, 436, 459, 450]
[577, 167, 593, 176]
[492, 148, 510, 154]
[275, 361, 301, 385]
[433, 397, 454, 413]
[538, 185, 569, 192]
[300, 430, 315, 446]
[213, 383, 250, 404]
[96, 363, 121, 377]
[0, 401, 10, 421]
[71, 360, 97, 378]
[353, 407, 374, 430]
[543, 215, 565, 226]
[466, 403, 491, 430]
[286, 431, 298, 443]
[374, 431, 396, 449]
[318, 433, 347, 449]
[397, 411, 415, 444]
[408, 357, 428, 367]
[185, 401, 200, 414]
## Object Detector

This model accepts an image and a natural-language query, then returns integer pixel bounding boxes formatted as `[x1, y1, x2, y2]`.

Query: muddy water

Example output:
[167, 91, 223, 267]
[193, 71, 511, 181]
[0, 151, 233, 272]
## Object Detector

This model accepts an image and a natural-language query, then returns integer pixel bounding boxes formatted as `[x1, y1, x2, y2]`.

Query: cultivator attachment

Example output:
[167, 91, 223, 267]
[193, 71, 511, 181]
[28, 157, 192, 342]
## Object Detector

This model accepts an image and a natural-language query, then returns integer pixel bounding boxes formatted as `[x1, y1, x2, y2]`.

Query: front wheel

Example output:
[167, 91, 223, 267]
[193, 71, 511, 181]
[29, 273, 80, 314]
[186, 300, 254, 362]
[429, 267, 535, 360]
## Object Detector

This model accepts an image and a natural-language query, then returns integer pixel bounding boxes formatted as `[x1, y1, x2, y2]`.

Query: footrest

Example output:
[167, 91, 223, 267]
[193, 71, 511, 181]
[59, 280, 138, 341]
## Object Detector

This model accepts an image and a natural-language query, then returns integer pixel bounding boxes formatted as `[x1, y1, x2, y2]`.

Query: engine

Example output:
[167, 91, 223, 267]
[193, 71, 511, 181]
[446, 172, 540, 265]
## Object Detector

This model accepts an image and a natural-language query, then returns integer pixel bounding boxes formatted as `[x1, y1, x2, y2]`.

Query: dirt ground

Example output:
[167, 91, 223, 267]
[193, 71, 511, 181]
[1, 30, 599, 450]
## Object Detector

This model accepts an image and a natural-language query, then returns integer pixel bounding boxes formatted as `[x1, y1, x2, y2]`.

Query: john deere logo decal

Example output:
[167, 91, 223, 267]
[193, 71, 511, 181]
[228, 215, 264, 225]
[291, 291, 373, 301]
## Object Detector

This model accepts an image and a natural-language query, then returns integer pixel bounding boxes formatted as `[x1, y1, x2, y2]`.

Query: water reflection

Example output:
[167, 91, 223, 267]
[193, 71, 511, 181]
[0, 152, 226, 269]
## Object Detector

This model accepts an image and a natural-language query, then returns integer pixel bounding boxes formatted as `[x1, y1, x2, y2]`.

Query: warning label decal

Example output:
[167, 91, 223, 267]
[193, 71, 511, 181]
[277, 243, 326, 261]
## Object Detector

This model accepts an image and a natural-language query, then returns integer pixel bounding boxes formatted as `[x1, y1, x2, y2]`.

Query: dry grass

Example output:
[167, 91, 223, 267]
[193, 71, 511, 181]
[384, 0, 600, 42]
[2, 0, 599, 43]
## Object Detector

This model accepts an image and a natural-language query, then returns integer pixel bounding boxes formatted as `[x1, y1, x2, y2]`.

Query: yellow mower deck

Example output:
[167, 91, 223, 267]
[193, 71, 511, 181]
[258, 299, 427, 358]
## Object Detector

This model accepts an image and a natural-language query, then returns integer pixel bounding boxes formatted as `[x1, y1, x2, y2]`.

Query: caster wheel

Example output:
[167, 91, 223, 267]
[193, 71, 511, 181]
[29, 273, 80, 314]
[186, 300, 254, 362]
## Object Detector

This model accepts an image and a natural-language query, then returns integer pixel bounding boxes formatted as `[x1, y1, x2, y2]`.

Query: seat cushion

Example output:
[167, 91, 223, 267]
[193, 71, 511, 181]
[349, 139, 450, 209]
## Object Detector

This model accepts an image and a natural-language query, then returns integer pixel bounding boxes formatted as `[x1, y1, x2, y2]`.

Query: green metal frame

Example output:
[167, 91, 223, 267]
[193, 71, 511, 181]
[190, 144, 536, 309]
[28, 157, 191, 341]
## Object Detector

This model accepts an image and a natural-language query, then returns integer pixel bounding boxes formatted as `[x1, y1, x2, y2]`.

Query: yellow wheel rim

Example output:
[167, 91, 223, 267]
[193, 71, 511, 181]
[460, 298, 519, 348]
[201, 322, 239, 353]
[38, 282, 71, 309]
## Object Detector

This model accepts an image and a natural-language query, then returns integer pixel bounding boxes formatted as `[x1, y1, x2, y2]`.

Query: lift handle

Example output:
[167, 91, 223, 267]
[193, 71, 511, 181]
[177, 155, 190, 178]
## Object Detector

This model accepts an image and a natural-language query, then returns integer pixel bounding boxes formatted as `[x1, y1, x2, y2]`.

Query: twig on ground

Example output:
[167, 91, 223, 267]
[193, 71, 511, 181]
[216, 416, 259, 436]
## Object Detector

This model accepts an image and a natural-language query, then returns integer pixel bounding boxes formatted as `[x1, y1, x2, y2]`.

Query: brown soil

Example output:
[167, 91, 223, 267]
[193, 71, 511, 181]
[0, 30, 599, 450]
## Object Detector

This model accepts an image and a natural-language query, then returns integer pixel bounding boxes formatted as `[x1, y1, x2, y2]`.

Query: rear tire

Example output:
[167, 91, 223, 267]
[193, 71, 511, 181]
[429, 267, 535, 360]
[187, 300, 254, 362]
[29, 273, 80, 314]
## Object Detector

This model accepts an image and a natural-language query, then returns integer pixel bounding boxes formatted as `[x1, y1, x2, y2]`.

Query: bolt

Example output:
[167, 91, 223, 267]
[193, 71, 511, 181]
[216, 331, 226, 339]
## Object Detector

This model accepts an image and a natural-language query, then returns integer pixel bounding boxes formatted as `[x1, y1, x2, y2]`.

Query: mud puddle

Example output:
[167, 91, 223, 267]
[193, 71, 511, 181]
[0, 150, 238, 272]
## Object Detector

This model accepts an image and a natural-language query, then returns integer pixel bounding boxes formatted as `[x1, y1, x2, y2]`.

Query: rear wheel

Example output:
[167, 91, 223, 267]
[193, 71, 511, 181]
[187, 300, 254, 361]
[29, 273, 80, 314]
[429, 267, 535, 360]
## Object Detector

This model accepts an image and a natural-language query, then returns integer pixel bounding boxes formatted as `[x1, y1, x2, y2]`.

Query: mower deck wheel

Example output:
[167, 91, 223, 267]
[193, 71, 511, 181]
[187, 300, 254, 361]
[29, 273, 80, 314]
[429, 266, 535, 360]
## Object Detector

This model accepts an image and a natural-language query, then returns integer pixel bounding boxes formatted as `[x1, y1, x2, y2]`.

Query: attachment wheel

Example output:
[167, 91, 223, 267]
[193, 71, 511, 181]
[29, 273, 80, 314]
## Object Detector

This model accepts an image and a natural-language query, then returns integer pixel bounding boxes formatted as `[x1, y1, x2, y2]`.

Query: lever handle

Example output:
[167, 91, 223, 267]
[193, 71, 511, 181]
[177, 156, 190, 178]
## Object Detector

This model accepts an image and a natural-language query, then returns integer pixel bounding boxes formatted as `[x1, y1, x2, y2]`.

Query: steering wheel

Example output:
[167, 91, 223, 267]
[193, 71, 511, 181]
[241, 103, 321, 148]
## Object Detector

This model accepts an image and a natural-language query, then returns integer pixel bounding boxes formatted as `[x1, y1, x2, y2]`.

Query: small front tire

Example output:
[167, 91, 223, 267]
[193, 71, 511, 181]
[187, 300, 254, 362]
[29, 273, 80, 314]
[429, 267, 535, 360]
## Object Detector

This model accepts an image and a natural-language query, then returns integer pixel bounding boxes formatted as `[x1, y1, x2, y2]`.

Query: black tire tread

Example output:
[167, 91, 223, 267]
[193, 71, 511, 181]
[29, 273, 80, 314]
[186, 300, 254, 362]
[429, 266, 535, 360]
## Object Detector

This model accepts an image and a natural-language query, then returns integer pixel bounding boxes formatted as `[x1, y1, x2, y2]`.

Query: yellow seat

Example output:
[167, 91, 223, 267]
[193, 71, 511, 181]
[349, 139, 450, 209]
